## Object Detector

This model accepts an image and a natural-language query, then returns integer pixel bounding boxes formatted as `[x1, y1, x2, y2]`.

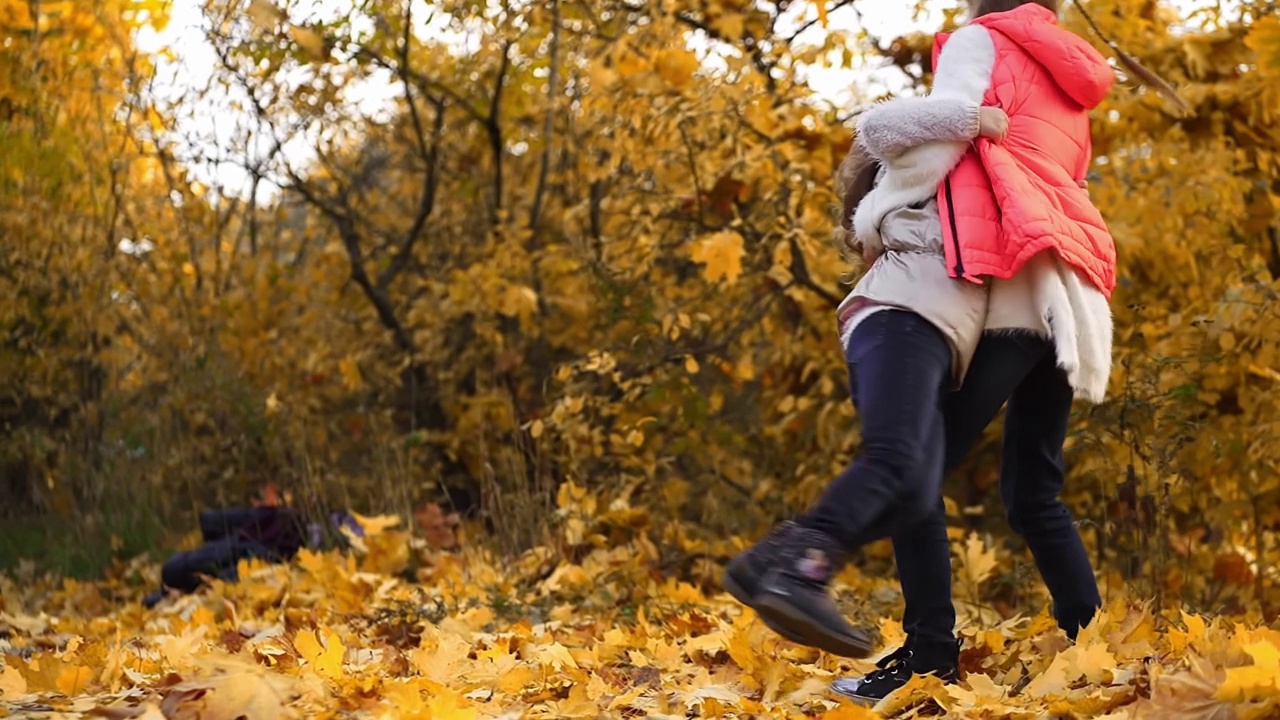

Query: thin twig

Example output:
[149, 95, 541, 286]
[377, 1, 445, 291]
[677, 120, 707, 230]
[529, 0, 561, 233]
[783, 0, 859, 44]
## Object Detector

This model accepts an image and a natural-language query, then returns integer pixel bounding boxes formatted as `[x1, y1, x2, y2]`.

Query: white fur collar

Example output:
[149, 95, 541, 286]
[851, 25, 997, 250]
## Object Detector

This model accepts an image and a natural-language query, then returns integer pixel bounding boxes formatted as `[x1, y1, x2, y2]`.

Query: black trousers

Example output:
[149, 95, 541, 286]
[801, 312, 1101, 646]
[894, 331, 1102, 645]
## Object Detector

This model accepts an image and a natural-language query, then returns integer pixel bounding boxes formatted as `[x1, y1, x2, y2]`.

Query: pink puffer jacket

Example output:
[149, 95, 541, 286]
[934, 4, 1117, 297]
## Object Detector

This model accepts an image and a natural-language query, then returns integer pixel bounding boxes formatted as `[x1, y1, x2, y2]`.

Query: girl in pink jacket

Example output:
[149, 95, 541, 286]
[724, 0, 1125, 683]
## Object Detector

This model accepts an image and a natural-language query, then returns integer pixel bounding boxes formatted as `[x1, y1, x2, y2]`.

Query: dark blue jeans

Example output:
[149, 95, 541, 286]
[800, 311, 1101, 645]
[896, 331, 1102, 645]
[800, 310, 953, 549]
[160, 507, 294, 594]
[160, 537, 275, 593]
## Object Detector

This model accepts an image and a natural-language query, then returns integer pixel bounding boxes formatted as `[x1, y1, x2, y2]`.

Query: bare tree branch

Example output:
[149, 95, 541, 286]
[354, 46, 486, 125]
[677, 119, 708, 230]
[627, 286, 784, 381]
[487, 40, 514, 223]
[377, 1, 446, 292]
[153, 146, 204, 293]
[782, 0, 859, 45]
[787, 234, 842, 308]
[528, 0, 562, 233]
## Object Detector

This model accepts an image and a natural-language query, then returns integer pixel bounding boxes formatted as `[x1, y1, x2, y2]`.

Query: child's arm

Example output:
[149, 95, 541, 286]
[855, 24, 1000, 160]
[855, 97, 980, 160]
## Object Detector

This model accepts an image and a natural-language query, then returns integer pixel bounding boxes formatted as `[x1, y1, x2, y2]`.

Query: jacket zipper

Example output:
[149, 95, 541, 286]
[944, 177, 964, 277]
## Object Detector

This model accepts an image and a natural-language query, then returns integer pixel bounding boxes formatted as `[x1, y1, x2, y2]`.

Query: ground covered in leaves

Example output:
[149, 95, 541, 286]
[2, 507, 1280, 719]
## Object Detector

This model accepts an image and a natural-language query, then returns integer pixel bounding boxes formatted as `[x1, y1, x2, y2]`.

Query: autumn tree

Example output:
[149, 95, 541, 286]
[169, 0, 872, 548]
[0, 0, 168, 514]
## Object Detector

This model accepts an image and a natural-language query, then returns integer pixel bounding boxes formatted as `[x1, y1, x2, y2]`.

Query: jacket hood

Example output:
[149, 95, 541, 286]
[972, 4, 1114, 109]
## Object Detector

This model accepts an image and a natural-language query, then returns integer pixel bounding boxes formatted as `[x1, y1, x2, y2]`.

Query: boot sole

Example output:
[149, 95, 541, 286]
[830, 671, 958, 706]
[754, 593, 874, 658]
[722, 571, 811, 645]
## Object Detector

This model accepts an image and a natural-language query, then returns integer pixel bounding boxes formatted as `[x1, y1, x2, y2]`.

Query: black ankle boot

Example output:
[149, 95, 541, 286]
[723, 521, 797, 603]
[723, 521, 808, 644]
[752, 527, 874, 658]
[830, 638, 960, 704]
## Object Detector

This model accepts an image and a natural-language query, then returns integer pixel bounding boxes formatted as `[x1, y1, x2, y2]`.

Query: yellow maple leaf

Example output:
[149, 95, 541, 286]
[958, 532, 998, 589]
[1076, 641, 1118, 684]
[159, 627, 207, 672]
[685, 630, 727, 657]
[425, 687, 477, 720]
[379, 679, 427, 719]
[877, 617, 906, 651]
[686, 683, 742, 711]
[0, 664, 27, 698]
[295, 548, 328, 576]
[99, 643, 129, 691]
[1168, 610, 1207, 656]
[1024, 649, 1074, 697]
[190, 605, 217, 628]
[965, 671, 1006, 700]
[294, 627, 345, 679]
[540, 642, 580, 670]
[1217, 640, 1280, 701]
[690, 230, 745, 284]
[412, 631, 472, 685]
[54, 665, 93, 696]
[494, 664, 537, 695]
[170, 665, 294, 720]
[875, 673, 950, 716]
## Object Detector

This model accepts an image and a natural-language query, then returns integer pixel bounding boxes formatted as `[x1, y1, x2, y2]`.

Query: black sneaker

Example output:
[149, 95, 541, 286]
[723, 521, 808, 644]
[830, 640, 960, 704]
[752, 527, 874, 658]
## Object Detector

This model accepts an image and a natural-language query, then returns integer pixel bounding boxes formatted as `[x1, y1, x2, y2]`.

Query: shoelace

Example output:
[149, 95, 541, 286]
[864, 647, 914, 683]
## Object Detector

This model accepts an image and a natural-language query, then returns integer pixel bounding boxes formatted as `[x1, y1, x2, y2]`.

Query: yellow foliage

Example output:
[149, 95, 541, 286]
[1246, 16, 1280, 74]
[0, 523, 1275, 718]
[4, 3, 1280, 717]
[653, 47, 701, 90]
